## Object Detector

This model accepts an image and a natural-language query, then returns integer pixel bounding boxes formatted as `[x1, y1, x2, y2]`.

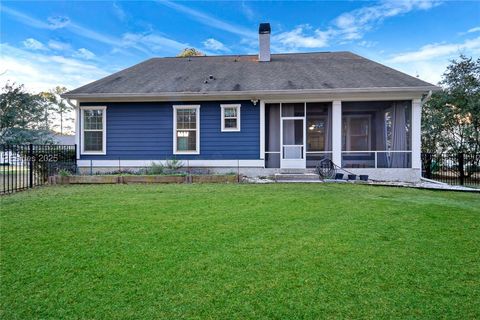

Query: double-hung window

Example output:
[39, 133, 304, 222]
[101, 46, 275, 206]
[221, 104, 241, 132]
[81, 106, 106, 155]
[173, 105, 200, 154]
[342, 115, 371, 151]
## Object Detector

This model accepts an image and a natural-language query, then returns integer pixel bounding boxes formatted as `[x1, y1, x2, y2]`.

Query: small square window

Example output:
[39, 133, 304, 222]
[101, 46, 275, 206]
[221, 104, 240, 132]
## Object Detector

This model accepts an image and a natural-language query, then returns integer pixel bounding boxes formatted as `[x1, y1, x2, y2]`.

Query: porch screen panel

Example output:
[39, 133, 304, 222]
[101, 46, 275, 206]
[265, 103, 280, 168]
[342, 101, 412, 168]
[282, 103, 304, 117]
[306, 102, 332, 168]
[380, 101, 412, 168]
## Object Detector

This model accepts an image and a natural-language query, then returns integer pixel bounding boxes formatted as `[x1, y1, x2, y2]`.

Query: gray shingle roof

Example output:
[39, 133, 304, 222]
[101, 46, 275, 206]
[65, 51, 437, 98]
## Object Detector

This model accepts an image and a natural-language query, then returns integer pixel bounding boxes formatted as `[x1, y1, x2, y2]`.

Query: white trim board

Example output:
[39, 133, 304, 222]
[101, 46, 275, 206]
[75, 101, 80, 159]
[411, 99, 422, 169]
[64, 86, 439, 101]
[73, 93, 428, 104]
[259, 100, 265, 160]
[77, 159, 265, 168]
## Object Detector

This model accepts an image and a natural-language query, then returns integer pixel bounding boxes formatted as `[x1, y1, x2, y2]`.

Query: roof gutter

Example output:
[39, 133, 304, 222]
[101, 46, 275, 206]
[61, 86, 441, 100]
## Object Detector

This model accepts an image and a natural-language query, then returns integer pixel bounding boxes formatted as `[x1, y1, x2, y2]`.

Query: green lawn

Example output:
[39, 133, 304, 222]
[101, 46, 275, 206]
[1, 184, 479, 319]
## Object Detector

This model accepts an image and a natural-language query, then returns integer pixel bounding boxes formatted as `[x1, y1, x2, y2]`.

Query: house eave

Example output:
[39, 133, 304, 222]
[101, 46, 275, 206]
[63, 86, 440, 102]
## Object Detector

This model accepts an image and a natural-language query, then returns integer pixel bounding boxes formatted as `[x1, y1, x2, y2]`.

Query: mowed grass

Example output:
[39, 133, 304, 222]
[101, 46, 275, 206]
[1, 184, 479, 319]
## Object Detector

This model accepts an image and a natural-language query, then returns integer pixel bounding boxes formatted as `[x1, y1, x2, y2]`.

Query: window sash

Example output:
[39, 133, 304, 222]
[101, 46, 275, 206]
[84, 110, 104, 130]
[224, 107, 237, 118]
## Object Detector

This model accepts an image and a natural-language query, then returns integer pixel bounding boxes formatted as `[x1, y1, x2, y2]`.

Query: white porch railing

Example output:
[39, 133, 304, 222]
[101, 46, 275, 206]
[283, 145, 304, 159]
[341, 150, 412, 168]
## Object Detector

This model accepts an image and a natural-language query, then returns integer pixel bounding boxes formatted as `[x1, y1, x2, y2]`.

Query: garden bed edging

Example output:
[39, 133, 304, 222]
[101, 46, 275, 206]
[49, 174, 239, 185]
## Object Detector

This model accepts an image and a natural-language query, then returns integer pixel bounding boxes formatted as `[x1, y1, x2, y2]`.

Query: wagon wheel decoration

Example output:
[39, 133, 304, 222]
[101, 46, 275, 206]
[316, 159, 336, 179]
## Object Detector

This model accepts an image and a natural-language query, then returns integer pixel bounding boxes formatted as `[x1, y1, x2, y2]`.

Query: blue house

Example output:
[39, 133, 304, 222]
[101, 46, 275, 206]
[64, 23, 439, 182]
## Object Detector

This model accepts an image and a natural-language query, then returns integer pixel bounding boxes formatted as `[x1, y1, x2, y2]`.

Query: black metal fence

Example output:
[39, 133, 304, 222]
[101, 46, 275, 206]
[1, 144, 77, 194]
[422, 152, 480, 187]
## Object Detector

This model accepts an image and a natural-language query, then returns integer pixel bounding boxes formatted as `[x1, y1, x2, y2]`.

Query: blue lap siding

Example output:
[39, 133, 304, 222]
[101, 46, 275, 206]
[79, 101, 260, 160]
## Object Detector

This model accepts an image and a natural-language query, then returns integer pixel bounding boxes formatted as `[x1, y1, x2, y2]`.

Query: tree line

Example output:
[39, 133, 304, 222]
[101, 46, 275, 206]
[422, 55, 479, 155]
[0, 84, 73, 145]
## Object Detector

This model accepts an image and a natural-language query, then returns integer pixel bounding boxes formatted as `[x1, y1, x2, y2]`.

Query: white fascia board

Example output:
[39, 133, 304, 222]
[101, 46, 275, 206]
[77, 159, 264, 168]
[64, 86, 440, 101]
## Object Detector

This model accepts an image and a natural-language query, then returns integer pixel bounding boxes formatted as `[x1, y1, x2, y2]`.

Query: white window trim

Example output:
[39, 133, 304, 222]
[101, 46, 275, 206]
[80, 106, 106, 155]
[173, 105, 200, 155]
[343, 114, 372, 151]
[220, 104, 241, 132]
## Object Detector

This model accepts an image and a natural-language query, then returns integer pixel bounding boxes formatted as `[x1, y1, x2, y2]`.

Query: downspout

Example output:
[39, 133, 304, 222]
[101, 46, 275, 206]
[66, 99, 80, 160]
[421, 90, 432, 105]
[66, 98, 76, 109]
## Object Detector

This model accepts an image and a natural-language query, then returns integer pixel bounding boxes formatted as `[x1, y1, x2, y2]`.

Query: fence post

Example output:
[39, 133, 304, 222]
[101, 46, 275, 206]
[28, 144, 33, 188]
[458, 152, 465, 185]
[425, 153, 432, 179]
[74, 144, 78, 174]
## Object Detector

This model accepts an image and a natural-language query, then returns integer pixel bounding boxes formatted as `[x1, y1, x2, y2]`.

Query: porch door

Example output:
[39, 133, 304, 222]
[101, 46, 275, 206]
[281, 118, 306, 169]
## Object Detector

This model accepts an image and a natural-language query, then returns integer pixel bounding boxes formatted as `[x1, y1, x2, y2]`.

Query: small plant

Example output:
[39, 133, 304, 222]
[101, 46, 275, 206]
[147, 162, 165, 175]
[165, 158, 184, 171]
[58, 169, 71, 177]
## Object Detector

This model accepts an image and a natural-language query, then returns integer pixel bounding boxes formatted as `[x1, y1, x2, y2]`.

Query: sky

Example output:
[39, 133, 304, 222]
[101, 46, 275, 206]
[1, 0, 479, 93]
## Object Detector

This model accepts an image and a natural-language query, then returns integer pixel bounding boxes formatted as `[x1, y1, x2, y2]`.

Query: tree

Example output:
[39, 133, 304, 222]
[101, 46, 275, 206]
[177, 48, 205, 58]
[422, 55, 480, 154]
[0, 82, 53, 144]
[41, 86, 74, 135]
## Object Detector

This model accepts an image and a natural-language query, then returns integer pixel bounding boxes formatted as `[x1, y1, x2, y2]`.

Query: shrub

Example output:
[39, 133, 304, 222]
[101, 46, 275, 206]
[165, 158, 184, 171]
[58, 169, 71, 177]
[147, 162, 165, 175]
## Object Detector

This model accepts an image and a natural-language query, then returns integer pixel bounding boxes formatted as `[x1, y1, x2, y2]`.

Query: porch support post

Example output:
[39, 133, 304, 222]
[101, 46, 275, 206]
[412, 98, 421, 169]
[332, 100, 342, 167]
[75, 101, 80, 160]
[259, 100, 265, 161]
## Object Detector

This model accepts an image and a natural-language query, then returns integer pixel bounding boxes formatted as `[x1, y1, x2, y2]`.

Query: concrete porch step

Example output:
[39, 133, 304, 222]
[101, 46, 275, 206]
[275, 173, 320, 181]
[280, 168, 317, 174]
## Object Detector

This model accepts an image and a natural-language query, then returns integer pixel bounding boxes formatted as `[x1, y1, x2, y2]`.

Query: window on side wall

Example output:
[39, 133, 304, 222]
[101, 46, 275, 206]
[173, 105, 200, 154]
[221, 104, 241, 132]
[81, 106, 106, 155]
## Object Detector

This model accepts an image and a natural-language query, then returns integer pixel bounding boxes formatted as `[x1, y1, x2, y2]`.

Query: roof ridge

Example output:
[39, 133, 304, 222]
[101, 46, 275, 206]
[153, 51, 352, 59]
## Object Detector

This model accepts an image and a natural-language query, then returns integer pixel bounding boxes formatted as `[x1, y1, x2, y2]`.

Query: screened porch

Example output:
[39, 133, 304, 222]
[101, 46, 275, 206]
[263, 100, 413, 169]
